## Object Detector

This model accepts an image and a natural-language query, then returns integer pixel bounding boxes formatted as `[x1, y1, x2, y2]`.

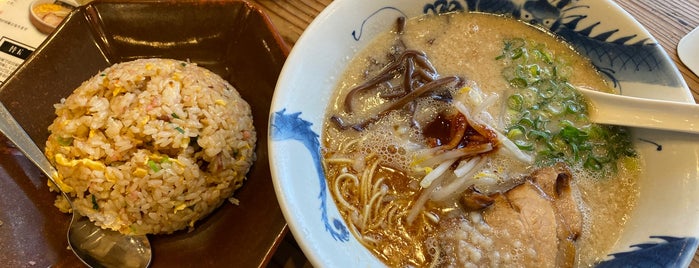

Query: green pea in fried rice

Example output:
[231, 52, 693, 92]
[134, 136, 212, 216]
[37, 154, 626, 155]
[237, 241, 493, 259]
[45, 58, 256, 235]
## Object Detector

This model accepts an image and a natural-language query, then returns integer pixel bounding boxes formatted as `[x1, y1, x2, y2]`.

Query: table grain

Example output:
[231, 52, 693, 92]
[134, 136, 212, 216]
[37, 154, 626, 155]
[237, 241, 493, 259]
[254, 0, 699, 266]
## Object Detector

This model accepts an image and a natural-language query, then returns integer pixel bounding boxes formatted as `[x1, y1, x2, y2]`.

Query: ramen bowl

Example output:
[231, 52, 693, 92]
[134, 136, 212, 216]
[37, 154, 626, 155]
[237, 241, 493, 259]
[269, 0, 699, 266]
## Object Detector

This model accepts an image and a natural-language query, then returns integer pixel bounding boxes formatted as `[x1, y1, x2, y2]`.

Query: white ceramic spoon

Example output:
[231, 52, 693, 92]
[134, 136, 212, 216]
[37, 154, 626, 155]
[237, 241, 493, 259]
[577, 87, 699, 134]
[678, 25, 699, 76]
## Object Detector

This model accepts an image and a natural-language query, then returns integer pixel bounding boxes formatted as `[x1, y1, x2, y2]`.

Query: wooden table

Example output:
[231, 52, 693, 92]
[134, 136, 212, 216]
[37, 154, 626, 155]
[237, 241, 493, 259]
[254, 0, 699, 266]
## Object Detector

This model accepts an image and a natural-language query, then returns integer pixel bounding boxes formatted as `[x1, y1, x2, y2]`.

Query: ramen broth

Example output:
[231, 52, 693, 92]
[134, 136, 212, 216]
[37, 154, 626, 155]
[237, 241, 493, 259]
[322, 12, 639, 267]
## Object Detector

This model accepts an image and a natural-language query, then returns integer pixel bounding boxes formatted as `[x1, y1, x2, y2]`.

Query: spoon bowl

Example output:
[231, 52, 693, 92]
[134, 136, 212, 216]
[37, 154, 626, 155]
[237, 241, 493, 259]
[0, 101, 152, 268]
[678, 25, 699, 77]
[68, 214, 151, 268]
[578, 87, 699, 134]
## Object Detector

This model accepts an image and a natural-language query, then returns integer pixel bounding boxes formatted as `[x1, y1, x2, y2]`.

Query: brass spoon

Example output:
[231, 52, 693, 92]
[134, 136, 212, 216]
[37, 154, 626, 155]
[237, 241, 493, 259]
[0, 102, 152, 268]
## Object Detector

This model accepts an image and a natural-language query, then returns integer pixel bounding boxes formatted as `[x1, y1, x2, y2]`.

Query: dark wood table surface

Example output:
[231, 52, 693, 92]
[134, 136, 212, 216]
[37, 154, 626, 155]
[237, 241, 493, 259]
[253, 0, 699, 267]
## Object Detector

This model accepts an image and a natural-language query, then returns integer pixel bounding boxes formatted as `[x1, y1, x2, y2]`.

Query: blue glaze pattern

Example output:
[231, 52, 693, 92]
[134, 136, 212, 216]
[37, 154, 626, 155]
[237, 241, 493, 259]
[274, 1, 696, 263]
[351, 0, 682, 89]
[352, 7, 407, 41]
[271, 109, 350, 242]
[423, 0, 463, 14]
[447, 0, 681, 88]
[597, 236, 699, 267]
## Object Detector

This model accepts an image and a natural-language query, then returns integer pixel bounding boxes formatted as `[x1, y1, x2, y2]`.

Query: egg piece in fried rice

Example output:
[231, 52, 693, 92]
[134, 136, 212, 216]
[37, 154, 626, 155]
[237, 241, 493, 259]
[45, 58, 256, 235]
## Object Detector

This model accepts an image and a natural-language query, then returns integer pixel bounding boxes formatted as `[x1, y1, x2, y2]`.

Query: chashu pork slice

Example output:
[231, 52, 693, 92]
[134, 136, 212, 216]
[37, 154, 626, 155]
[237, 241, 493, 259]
[529, 163, 583, 267]
[482, 164, 582, 267]
[436, 164, 584, 267]
[504, 180, 560, 267]
[529, 163, 583, 241]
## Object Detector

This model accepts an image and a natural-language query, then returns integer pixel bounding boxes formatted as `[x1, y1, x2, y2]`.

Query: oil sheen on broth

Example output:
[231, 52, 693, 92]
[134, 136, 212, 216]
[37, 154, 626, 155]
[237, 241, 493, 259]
[322, 12, 639, 267]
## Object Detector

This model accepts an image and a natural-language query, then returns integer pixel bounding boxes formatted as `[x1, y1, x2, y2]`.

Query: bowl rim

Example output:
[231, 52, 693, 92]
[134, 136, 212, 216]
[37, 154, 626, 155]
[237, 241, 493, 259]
[269, 0, 698, 267]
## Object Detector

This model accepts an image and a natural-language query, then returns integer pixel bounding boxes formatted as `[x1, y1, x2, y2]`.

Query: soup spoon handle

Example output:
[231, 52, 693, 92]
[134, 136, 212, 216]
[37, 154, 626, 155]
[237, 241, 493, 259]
[577, 87, 699, 134]
[0, 102, 57, 178]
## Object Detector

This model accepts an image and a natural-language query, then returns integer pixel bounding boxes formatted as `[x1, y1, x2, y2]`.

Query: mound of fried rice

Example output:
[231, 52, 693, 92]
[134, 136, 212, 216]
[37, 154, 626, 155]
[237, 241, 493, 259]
[45, 58, 256, 235]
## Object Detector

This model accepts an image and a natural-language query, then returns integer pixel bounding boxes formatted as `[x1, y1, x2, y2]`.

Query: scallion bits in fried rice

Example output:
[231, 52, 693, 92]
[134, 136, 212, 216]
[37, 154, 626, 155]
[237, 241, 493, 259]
[45, 58, 257, 235]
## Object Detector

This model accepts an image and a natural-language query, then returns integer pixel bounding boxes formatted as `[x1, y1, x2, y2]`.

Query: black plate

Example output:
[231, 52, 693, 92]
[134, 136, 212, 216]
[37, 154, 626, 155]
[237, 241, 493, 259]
[0, 0, 289, 267]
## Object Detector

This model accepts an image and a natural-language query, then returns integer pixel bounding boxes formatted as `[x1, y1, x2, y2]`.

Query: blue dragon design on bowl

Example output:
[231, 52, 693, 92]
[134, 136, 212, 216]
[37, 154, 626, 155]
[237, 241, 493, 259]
[597, 236, 699, 267]
[420, 0, 683, 88]
[271, 0, 696, 265]
[271, 105, 697, 264]
[270, 109, 350, 242]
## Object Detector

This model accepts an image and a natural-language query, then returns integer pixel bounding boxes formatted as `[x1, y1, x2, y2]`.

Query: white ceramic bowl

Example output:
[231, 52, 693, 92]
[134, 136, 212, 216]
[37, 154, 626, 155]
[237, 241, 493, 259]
[29, 0, 77, 34]
[270, 0, 699, 266]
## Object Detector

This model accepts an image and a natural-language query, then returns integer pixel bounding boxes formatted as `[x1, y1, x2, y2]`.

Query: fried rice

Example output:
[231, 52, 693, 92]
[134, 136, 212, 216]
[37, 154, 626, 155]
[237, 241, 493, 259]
[45, 58, 256, 235]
